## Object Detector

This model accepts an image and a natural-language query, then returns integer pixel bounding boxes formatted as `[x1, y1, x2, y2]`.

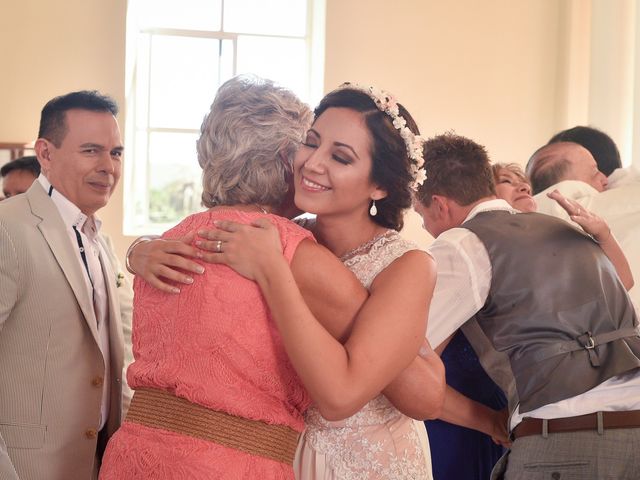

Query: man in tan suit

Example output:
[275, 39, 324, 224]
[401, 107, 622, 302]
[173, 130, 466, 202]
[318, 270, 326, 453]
[0, 91, 127, 479]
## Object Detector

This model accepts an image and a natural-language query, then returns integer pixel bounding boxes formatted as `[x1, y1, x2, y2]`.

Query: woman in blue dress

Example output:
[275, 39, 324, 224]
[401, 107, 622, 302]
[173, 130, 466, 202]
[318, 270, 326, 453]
[425, 329, 506, 480]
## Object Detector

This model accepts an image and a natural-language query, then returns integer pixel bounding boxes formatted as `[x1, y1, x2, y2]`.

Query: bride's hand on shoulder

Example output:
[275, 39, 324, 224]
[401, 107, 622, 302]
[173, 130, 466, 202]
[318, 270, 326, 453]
[128, 232, 205, 294]
[547, 189, 610, 241]
[196, 218, 284, 280]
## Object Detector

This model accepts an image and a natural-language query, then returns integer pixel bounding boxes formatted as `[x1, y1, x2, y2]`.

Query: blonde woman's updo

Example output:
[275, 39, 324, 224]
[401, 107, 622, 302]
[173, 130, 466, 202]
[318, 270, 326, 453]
[198, 75, 312, 208]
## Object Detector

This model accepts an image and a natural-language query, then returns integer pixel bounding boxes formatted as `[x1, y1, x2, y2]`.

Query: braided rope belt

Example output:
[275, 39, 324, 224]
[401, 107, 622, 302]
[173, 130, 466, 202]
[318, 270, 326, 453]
[126, 388, 300, 465]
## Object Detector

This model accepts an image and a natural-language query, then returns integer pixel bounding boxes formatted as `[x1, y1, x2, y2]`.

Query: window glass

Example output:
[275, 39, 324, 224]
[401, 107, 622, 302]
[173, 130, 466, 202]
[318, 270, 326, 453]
[138, 0, 222, 31]
[149, 35, 222, 129]
[224, 0, 306, 36]
[147, 131, 202, 223]
[237, 36, 308, 100]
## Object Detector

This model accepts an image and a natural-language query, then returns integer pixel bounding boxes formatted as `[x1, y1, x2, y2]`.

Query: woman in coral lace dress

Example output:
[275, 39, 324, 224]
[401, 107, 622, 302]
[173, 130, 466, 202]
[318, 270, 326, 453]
[98, 76, 369, 479]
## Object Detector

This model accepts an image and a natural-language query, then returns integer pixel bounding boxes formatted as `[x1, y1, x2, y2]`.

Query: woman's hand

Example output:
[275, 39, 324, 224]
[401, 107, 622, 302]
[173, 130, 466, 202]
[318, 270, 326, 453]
[547, 189, 610, 242]
[128, 232, 205, 294]
[489, 408, 511, 448]
[196, 218, 284, 281]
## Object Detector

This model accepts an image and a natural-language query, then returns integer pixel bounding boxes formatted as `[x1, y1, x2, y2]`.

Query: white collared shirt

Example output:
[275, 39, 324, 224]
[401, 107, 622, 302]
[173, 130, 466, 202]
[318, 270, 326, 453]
[38, 175, 111, 430]
[425, 198, 640, 429]
[534, 168, 640, 310]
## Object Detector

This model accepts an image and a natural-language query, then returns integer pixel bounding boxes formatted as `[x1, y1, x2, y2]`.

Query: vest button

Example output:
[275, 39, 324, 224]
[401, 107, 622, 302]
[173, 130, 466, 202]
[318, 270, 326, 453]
[91, 376, 104, 387]
[552, 472, 561, 480]
[85, 428, 98, 439]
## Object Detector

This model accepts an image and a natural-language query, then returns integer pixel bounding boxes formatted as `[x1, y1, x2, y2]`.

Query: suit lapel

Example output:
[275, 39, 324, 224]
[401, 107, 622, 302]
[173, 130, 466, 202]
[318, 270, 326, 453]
[27, 183, 100, 343]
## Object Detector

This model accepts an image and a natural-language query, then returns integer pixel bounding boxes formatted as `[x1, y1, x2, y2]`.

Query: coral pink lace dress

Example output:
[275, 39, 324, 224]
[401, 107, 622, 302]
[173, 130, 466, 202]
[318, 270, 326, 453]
[294, 230, 434, 480]
[99, 210, 313, 480]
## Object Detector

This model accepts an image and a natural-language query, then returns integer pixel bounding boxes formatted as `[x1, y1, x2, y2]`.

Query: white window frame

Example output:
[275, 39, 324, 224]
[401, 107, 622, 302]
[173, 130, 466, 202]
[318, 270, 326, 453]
[123, 0, 325, 236]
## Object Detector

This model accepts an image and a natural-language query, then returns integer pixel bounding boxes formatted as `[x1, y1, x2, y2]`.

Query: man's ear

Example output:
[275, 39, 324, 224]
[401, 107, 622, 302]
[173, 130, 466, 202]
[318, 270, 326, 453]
[431, 195, 450, 219]
[34, 138, 52, 174]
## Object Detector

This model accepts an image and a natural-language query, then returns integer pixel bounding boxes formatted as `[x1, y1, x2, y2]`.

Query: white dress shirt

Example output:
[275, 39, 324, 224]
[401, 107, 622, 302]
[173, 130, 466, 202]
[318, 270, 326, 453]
[425, 198, 640, 429]
[533, 166, 640, 310]
[37, 175, 111, 430]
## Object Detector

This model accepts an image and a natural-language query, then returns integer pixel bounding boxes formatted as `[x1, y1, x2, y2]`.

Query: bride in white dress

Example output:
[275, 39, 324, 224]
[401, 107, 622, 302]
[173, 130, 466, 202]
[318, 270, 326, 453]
[294, 228, 435, 479]
[209, 84, 443, 479]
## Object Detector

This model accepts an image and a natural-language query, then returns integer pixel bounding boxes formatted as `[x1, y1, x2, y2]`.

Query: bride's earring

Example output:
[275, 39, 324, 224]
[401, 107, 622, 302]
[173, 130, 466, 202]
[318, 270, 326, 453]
[369, 200, 377, 216]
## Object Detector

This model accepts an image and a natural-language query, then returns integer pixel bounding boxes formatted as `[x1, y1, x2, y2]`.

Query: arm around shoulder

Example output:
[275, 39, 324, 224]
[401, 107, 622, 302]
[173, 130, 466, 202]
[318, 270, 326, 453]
[318, 249, 436, 419]
[381, 252, 445, 420]
[290, 238, 367, 345]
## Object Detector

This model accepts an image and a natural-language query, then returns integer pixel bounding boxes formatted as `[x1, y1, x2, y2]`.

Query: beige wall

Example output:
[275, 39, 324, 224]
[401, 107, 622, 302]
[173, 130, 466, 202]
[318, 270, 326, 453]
[324, 0, 564, 245]
[1, 0, 567, 260]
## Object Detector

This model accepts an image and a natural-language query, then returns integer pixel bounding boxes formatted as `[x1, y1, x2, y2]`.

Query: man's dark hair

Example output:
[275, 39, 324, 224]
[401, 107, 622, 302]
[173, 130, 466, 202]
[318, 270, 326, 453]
[415, 133, 496, 206]
[1, 155, 41, 178]
[38, 90, 118, 147]
[548, 125, 621, 176]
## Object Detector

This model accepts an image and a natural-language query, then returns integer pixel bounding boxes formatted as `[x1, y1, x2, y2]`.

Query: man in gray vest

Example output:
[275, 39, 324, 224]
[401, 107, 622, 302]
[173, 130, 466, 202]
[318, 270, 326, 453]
[415, 133, 640, 479]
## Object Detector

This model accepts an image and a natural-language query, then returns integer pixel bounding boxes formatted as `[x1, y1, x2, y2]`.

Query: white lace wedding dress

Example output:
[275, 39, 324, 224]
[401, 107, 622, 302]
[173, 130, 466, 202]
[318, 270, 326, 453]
[293, 230, 433, 480]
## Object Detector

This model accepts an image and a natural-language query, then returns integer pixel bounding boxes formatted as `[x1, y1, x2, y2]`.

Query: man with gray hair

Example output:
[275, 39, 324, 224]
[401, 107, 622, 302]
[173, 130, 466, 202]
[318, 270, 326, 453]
[527, 141, 640, 310]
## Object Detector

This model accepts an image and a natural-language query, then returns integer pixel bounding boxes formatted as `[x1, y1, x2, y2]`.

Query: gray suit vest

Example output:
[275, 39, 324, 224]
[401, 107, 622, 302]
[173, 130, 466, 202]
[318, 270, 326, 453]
[463, 210, 640, 413]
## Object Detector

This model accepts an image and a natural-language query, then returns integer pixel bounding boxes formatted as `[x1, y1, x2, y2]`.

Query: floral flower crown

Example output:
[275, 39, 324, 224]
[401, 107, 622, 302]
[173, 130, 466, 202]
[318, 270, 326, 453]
[336, 82, 426, 190]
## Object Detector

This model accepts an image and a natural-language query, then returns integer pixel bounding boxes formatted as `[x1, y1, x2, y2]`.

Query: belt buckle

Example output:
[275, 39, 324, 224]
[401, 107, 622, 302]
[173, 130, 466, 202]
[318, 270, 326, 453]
[583, 333, 595, 350]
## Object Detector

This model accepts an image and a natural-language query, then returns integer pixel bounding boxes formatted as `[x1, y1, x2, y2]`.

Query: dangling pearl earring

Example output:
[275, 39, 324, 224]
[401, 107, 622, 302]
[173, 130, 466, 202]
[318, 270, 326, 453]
[369, 200, 378, 216]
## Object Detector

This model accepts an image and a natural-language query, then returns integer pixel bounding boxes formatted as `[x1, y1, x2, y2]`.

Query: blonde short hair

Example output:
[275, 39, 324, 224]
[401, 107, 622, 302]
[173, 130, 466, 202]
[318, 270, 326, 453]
[197, 75, 312, 208]
[491, 162, 529, 185]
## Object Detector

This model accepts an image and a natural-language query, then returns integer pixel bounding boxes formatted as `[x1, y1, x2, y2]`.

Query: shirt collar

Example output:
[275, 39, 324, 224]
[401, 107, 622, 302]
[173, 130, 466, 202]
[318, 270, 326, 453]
[462, 198, 518, 223]
[37, 175, 102, 235]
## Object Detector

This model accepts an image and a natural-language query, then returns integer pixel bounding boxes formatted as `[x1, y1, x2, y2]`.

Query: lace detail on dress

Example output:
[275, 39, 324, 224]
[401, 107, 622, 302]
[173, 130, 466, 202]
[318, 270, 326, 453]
[303, 398, 429, 479]
[300, 230, 430, 479]
[341, 230, 420, 289]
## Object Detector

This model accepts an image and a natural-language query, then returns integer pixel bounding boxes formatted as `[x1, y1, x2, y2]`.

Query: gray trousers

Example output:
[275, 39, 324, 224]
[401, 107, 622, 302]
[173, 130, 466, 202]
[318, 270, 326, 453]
[491, 428, 640, 479]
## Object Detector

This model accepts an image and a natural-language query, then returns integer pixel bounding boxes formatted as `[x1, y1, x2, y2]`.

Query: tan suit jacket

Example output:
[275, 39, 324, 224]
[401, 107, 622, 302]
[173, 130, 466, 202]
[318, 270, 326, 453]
[0, 182, 125, 480]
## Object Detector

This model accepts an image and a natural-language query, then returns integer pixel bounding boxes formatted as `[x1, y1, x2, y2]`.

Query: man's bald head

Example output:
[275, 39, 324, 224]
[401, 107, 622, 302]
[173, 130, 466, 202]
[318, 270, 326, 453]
[526, 142, 608, 194]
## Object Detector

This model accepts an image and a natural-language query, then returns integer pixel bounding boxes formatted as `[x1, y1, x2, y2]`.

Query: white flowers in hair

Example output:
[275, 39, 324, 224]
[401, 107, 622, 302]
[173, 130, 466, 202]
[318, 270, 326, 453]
[336, 83, 427, 190]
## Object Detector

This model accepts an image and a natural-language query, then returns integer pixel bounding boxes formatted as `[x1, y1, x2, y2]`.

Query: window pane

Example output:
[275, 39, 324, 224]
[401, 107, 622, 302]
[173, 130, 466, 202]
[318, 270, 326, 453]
[134, 34, 151, 129]
[219, 39, 235, 85]
[147, 132, 203, 224]
[137, 0, 222, 31]
[149, 35, 224, 129]
[237, 36, 308, 100]
[224, 0, 306, 36]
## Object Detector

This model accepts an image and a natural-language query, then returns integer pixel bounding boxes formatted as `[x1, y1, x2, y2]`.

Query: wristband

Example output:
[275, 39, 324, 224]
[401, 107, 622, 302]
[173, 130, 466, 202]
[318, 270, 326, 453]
[125, 236, 158, 274]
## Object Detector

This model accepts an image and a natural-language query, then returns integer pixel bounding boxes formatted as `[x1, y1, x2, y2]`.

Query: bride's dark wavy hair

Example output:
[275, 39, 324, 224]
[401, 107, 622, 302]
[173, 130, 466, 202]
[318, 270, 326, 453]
[313, 88, 419, 231]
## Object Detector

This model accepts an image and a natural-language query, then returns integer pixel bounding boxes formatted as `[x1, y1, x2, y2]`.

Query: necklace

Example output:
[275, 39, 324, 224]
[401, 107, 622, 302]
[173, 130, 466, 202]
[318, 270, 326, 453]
[339, 230, 394, 262]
